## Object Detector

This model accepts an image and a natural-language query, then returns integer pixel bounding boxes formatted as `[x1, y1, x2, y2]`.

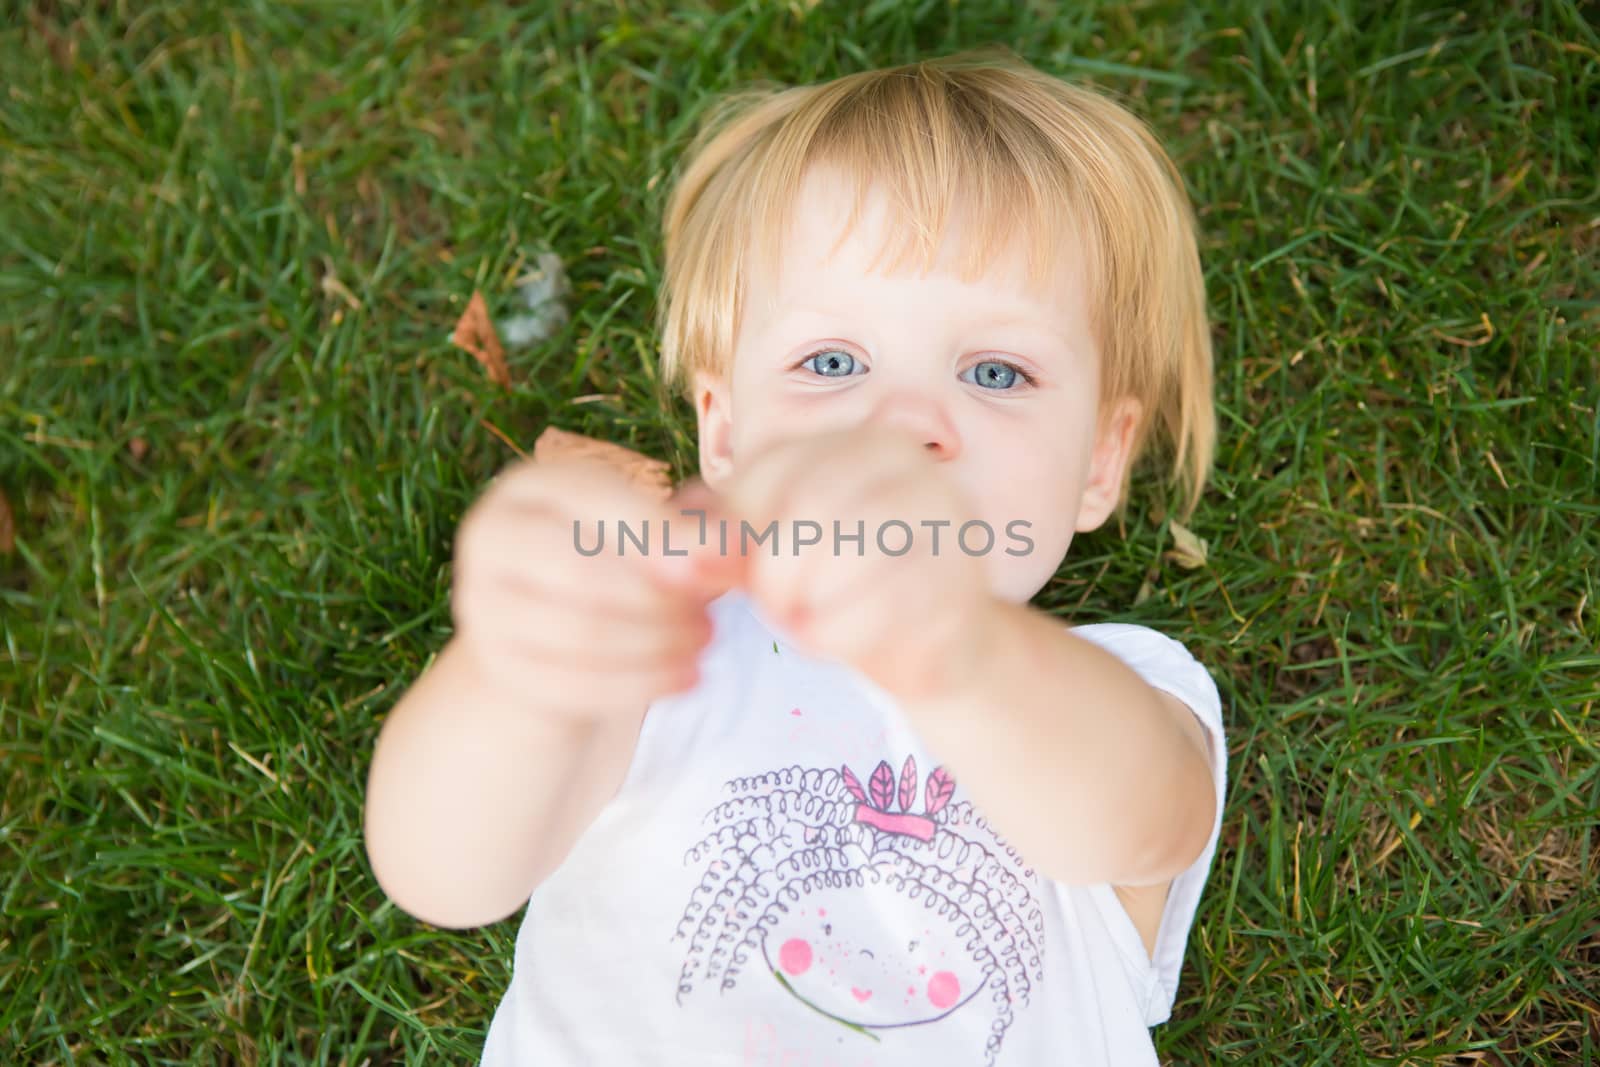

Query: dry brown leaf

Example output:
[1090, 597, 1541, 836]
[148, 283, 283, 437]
[0, 488, 14, 554]
[533, 426, 674, 502]
[1165, 520, 1209, 569]
[25, 9, 78, 71]
[452, 290, 510, 389]
[128, 437, 150, 461]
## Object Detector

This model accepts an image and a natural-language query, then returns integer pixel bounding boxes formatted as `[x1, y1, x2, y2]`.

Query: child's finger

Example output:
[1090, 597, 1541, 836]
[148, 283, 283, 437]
[715, 435, 815, 534]
[647, 479, 749, 595]
[682, 541, 750, 600]
[664, 476, 720, 517]
[470, 587, 714, 670]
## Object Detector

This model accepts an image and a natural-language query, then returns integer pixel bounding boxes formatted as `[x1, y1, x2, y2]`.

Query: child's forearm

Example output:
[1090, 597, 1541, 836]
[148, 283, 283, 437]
[899, 598, 1215, 888]
[363, 637, 640, 929]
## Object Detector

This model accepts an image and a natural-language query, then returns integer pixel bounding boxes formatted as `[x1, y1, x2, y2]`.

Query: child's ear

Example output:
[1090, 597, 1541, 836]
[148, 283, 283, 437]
[1074, 396, 1142, 533]
[693, 369, 736, 490]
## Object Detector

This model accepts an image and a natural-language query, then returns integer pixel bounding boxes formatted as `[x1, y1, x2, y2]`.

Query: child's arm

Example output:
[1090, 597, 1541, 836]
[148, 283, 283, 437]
[900, 597, 1216, 897]
[363, 637, 648, 929]
[712, 424, 1215, 915]
[362, 456, 727, 929]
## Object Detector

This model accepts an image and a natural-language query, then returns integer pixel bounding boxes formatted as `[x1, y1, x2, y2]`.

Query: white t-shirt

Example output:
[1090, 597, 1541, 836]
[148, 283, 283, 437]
[481, 588, 1226, 1066]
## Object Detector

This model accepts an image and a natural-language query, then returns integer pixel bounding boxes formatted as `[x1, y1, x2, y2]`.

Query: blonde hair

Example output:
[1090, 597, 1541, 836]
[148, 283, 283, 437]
[653, 47, 1214, 520]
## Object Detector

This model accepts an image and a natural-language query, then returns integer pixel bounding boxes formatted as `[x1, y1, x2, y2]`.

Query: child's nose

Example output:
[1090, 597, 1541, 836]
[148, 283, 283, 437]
[871, 391, 962, 461]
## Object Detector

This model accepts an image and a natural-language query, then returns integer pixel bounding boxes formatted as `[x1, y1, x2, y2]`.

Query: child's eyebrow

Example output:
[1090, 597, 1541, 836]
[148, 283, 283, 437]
[770, 306, 1076, 356]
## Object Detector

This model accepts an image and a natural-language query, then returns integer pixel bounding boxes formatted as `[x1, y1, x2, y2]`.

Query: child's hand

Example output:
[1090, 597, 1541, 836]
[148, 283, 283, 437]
[450, 456, 738, 719]
[719, 425, 994, 700]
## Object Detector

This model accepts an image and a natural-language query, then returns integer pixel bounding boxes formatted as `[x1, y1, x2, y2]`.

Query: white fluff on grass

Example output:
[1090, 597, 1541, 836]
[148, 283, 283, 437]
[502, 251, 572, 347]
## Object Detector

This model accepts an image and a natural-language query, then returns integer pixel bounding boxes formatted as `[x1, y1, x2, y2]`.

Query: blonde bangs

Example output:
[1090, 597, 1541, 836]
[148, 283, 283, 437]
[655, 49, 1214, 519]
[748, 77, 1080, 310]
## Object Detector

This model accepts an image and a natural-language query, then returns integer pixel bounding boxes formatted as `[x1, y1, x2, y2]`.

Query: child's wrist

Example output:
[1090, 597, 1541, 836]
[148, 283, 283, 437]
[868, 591, 1008, 708]
[448, 635, 604, 739]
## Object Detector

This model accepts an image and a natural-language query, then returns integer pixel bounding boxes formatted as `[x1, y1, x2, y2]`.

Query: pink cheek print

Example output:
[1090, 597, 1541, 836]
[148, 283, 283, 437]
[778, 938, 812, 976]
[927, 970, 961, 1010]
[675, 758, 1046, 1065]
[759, 883, 985, 1031]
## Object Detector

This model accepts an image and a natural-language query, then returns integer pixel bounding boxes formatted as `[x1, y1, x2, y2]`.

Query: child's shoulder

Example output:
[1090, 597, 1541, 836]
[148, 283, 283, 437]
[1067, 619, 1223, 726]
[1066, 618, 1205, 663]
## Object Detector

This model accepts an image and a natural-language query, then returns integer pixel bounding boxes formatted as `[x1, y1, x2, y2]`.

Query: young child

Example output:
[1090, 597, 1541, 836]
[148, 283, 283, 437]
[364, 49, 1225, 1066]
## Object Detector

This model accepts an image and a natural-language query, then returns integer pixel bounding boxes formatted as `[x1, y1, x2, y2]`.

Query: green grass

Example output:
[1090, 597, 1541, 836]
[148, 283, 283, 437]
[3, 0, 1596, 1062]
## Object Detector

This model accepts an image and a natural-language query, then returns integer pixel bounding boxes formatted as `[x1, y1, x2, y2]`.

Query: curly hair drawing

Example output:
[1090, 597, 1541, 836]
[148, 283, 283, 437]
[672, 757, 1046, 1064]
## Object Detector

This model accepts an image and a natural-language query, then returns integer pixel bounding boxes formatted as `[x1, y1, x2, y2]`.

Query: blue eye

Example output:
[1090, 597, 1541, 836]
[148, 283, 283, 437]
[962, 360, 1028, 390]
[801, 350, 860, 377]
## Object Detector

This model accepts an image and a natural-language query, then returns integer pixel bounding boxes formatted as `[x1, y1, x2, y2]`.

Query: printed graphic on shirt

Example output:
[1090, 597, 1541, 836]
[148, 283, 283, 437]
[673, 757, 1045, 1065]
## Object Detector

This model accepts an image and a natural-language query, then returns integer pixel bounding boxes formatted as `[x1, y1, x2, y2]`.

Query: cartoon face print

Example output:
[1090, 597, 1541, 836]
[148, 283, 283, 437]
[673, 758, 1046, 1065]
[764, 882, 984, 1028]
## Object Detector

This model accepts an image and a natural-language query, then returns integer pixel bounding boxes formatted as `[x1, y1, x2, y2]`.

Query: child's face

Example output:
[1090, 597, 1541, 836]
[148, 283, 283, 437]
[694, 165, 1139, 603]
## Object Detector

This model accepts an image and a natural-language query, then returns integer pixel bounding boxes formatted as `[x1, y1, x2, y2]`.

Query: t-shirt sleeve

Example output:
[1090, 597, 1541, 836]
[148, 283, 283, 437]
[1066, 621, 1228, 1024]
